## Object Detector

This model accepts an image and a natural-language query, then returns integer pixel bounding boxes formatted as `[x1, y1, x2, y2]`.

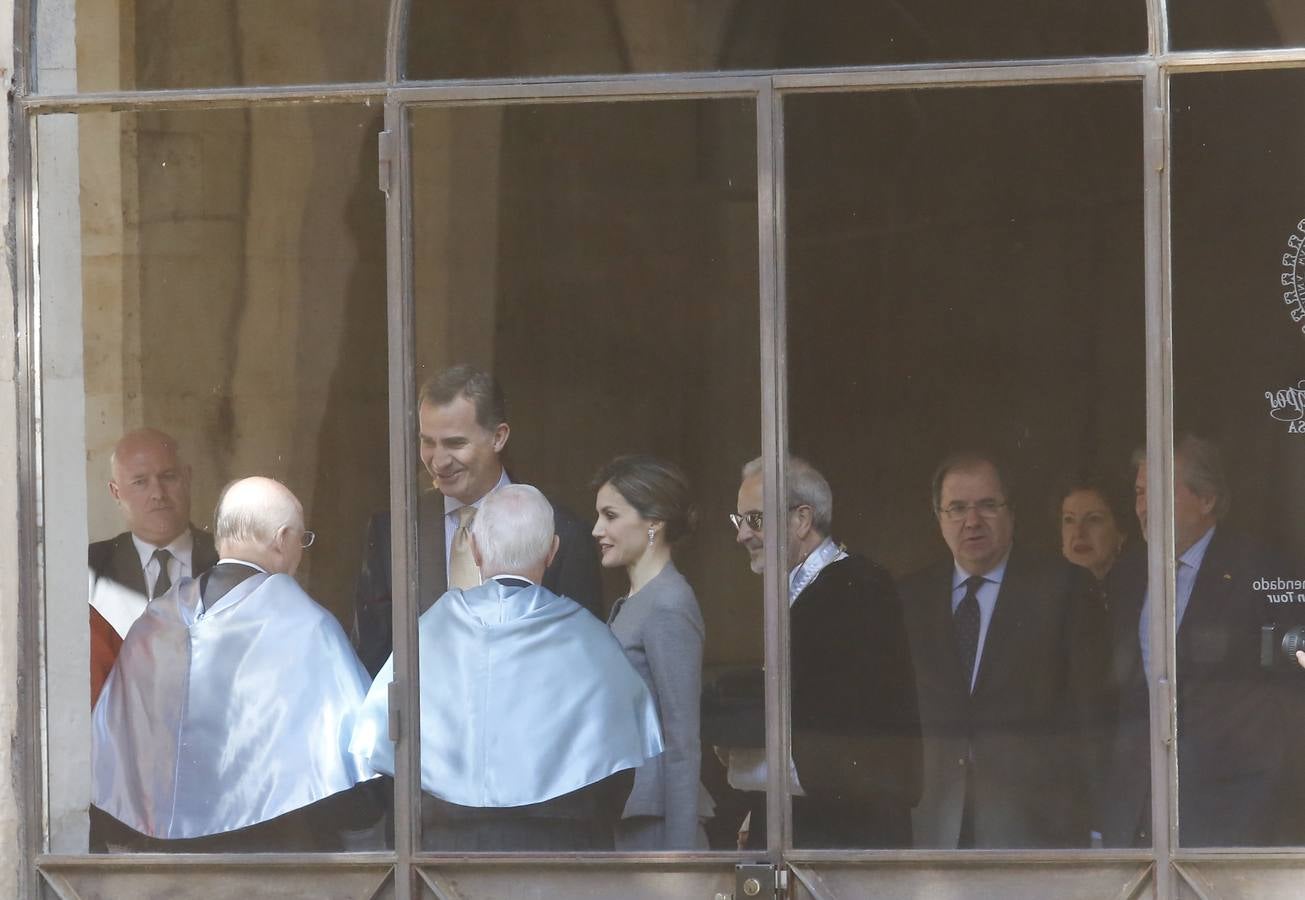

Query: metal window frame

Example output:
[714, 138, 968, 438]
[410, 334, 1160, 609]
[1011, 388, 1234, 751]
[17, 0, 1305, 897]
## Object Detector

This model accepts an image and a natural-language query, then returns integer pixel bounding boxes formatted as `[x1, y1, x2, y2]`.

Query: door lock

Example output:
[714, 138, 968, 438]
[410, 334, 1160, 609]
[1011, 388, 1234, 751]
[731, 863, 783, 899]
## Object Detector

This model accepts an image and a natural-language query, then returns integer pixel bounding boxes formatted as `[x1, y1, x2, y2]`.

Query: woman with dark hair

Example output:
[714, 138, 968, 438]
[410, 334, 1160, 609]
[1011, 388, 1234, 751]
[1059, 477, 1128, 582]
[592, 454, 712, 850]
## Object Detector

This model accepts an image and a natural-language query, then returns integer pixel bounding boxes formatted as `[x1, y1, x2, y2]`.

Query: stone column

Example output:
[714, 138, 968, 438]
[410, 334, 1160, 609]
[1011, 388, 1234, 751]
[2, 0, 26, 889]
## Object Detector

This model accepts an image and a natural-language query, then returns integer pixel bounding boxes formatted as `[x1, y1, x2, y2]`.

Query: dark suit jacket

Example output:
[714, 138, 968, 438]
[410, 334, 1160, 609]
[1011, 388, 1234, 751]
[899, 549, 1110, 849]
[88, 527, 219, 599]
[351, 489, 603, 675]
[742, 553, 922, 849]
[1101, 530, 1305, 847]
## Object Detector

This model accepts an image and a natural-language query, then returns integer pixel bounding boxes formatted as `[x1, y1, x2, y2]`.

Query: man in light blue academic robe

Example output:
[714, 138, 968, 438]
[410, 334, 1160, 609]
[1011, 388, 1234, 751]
[92, 476, 378, 851]
[351, 483, 663, 850]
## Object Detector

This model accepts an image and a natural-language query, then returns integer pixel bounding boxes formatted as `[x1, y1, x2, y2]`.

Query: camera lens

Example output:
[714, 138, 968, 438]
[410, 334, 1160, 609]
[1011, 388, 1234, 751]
[1281, 626, 1305, 658]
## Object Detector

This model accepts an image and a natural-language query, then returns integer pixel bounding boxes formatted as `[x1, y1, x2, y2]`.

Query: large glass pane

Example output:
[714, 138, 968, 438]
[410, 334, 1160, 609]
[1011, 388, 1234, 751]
[40, 0, 388, 93]
[1170, 1, 1305, 52]
[406, 1, 1145, 82]
[39, 104, 391, 852]
[359, 98, 760, 852]
[783, 84, 1145, 848]
[1170, 68, 1305, 847]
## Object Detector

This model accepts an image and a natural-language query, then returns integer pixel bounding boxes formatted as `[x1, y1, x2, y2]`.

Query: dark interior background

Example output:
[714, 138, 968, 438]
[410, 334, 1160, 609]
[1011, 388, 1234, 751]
[1171, 68, 1305, 560]
[785, 83, 1147, 580]
[407, 0, 1145, 81]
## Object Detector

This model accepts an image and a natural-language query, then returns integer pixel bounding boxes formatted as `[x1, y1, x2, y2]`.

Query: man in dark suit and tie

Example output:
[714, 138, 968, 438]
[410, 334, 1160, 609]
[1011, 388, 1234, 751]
[899, 451, 1109, 849]
[352, 364, 603, 675]
[1102, 435, 1305, 847]
[88, 428, 218, 643]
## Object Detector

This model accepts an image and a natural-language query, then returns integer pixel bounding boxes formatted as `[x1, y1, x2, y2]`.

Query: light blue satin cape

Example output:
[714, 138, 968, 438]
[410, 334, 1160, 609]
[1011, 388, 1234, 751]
[350, 579, 663, 807]
[92, 573, 375, 839]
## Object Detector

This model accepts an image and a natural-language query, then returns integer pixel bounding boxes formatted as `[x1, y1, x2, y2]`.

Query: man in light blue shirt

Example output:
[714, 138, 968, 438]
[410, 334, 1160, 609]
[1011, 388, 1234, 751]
[1103, 434, 1305, 847]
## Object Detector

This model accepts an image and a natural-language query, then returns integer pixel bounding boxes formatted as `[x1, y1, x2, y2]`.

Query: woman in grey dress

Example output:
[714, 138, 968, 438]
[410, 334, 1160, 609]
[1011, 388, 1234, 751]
[592, 455, 712, 850]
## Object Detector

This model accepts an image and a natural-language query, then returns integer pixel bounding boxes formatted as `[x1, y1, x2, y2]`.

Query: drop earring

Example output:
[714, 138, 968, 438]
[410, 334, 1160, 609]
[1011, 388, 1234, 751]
[647, 526, 656, 545]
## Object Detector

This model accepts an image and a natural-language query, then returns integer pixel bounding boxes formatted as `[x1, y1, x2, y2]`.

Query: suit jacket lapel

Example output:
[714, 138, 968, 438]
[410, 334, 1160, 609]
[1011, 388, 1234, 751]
[418, 491, 447, 613]
[1177, 530, 1232, 644]
[971, 560, 1023, 698]
[933, 568, 971, 695]
[110, 532, 147, 595]
[191, 526, 219, 572]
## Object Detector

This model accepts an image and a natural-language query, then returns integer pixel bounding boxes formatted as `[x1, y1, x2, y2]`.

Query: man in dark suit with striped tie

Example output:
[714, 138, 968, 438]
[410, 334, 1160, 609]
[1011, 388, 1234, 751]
[899, 451, 1109, 849]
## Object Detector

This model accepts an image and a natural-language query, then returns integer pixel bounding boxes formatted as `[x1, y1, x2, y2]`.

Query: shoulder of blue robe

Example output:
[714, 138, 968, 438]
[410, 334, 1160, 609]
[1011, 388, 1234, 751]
[92, 573, 375, 839]
[350, 581, 664, 808]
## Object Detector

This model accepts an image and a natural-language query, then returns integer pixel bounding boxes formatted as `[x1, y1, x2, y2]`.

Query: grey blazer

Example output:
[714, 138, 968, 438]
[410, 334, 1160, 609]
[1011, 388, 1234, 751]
[608, 562, 709, 848]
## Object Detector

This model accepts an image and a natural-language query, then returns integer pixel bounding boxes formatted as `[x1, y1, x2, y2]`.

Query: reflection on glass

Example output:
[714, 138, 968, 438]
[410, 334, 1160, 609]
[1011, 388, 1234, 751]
[1170, 1, 1305, 51]
[53, 105, 391, 851]
[378, 99, 760, 851]
[407, 0, 1144, 81]
[60, 0, 387, 92]
[1167, 69, 1305, 847]
[784, 85, 1145, 848]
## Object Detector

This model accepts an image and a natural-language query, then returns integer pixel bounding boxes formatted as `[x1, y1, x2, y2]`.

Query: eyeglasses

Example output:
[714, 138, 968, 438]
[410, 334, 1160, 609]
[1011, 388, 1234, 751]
[729, 505, 805, 533]
[937, 500, 1008, 522]
[300, 530, 316, 549]
[729, 511, 764, 532]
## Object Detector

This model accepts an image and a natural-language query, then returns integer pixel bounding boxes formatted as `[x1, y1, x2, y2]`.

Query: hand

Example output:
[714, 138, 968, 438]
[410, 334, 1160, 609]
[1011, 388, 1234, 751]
[1297, 649, 1305, 670]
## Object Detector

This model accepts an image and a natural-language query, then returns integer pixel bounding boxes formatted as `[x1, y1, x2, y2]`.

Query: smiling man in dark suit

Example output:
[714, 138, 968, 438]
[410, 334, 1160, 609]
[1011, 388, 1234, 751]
[351, 364, 602, 675]
[88, 428, 218, 643]
[899, 451, 1109, 849]
[1102, 435, 1305, 847]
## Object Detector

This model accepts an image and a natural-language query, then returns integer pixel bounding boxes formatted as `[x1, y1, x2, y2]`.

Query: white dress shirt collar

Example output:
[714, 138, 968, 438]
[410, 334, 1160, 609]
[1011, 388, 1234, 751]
[131, 528, 195, 573]
[216, 558, 269, 574]
[951, 552, 1010, 593]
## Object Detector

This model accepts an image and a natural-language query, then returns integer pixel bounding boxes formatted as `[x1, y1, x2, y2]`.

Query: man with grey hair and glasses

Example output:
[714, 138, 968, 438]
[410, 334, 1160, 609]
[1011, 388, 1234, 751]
[92, 476, 378, 851]
[1102, 434, 1305, 847]
[899, 451, 1109, 849]
[719, 456, 921, 848]
[351, 483, 662, 850]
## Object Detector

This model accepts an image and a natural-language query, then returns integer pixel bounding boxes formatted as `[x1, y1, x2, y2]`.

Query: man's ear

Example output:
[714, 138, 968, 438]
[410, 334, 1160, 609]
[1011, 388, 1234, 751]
[108, 480, 121, 502]
[271, 526, 292, 561]
[492, 422, 510, 454]
[470, 532, 485, 569]
[544, 534, 560, 569]
[792, 504, 814, 541]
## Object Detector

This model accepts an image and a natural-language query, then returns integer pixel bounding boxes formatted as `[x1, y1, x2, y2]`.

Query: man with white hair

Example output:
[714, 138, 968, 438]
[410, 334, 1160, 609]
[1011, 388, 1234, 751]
[351, 483, 662, 850]
[92, 476, 377, 851]
[718, 456, 921, 849]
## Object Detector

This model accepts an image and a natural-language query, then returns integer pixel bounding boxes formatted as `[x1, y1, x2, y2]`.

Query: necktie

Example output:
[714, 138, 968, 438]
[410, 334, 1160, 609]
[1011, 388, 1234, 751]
[448, 506, 480, 589]
[151, 548, 174, 599]
[954, 575, 985, 691]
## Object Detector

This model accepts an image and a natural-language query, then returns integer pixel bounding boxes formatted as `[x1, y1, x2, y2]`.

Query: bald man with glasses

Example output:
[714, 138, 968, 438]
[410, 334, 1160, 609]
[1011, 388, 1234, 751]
[898, 451, 1111, 850]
